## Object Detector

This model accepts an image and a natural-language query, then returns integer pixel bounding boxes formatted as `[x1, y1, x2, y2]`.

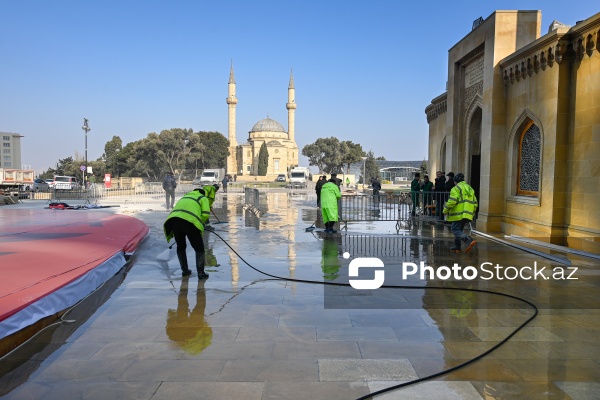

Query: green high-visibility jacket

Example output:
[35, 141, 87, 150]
[321, 182, 341, 223]
[164, 190, 211, 242]
[443, 181, 478, 221]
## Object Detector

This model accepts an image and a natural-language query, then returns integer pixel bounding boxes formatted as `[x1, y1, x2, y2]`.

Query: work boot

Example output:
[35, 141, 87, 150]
[177, 251, 191, 276]
[196, 253, 208, 280]
[450, 239, 461, 253]
[464, 236, 477, 253]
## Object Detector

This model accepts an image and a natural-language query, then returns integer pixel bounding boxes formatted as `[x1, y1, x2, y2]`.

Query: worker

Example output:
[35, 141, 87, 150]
[321, 175, 342, 233]
[164, 187, 211, 279]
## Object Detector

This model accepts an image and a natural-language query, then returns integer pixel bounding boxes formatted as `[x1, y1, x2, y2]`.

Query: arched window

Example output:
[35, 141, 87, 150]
[517, 122, 541, 196]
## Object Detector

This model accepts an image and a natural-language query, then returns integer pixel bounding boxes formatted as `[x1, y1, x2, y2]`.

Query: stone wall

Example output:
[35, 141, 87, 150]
[426, 10, 600, 250]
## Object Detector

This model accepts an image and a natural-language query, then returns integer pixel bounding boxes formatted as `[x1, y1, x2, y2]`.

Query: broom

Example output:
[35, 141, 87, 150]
[305, 219, 317, 232]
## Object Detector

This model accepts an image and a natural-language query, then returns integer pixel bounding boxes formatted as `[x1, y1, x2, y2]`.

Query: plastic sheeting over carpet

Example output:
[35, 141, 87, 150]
[0, 208, 149, 339]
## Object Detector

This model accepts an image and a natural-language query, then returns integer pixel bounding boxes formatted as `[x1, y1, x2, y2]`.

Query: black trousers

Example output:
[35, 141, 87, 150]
[169, 217, 205, 270]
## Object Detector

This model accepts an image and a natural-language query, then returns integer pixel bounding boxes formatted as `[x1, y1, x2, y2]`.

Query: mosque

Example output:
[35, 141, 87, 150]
[425, 10, 600, 250]
[225, 65, 299, 178]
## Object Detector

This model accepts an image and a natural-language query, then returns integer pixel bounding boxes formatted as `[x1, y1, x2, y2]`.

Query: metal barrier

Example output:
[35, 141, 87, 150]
[29, 182, 315, 209]
[243, 187, 261, 215]
[244, 188, 260, 208]
[341, 234, 411, 257]
[340, 191, 450, 232]
[41, 183, 224, 209]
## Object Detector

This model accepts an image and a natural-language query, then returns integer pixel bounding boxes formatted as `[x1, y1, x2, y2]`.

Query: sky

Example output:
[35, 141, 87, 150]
[1, 1, 598, 174]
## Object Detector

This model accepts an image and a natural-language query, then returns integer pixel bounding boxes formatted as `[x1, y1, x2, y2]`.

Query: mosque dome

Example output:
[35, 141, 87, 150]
[250, 117, 285, 133]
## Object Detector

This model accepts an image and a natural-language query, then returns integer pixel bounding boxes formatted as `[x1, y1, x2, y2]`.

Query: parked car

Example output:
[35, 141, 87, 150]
[53, 176, 80, 190]
[275, 174, 287, 182]
[45, 178, 55, 188]
[192, 176, 220, 189]
[33, 178, 49, 191]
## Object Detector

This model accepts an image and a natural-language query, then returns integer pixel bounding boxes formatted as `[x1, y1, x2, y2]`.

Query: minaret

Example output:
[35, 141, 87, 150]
[226, 62, 238, 175]
[286, 69, 296, 142]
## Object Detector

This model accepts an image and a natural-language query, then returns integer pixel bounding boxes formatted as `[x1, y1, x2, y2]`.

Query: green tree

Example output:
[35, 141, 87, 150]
[341, 141, 365, 174]
[376, 156, 387, 161]
[118, 141, 138, 177]
[364, 151, 380, 183]
[103, 136, 123, 177]
[156, 128, 194, 176]
[420, 159, 428, 176]
[196, 131, 229, 169]
[258, 142, 269, 176]
[126, 135, 164, 180]
[302, 137, 344, 173]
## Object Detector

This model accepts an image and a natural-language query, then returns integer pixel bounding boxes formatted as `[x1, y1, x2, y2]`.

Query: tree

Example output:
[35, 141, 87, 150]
[257, 142, 269, 176]
[420, 159, 428, 176]
[376, 156, 387, 161]
[126, 135, 164, 180]
[302, 137, 344, 173]
[103, 136, 123, 177]
[156, 128, 194, 175]
[364, 151, 380, 183]
[341, 141, 365, 174]
[196, 131, 229, 169]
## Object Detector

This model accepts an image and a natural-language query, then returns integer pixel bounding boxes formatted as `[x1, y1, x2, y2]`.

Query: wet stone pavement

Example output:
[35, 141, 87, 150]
[2, 192, 600, 399]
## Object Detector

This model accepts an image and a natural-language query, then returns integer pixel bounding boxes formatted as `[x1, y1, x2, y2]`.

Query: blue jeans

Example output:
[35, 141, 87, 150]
[451, 218, 471, 245]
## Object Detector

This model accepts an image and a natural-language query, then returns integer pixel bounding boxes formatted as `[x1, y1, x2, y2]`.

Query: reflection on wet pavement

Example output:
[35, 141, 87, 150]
[166, 279, 212, 355]
[1, 192, 600, 399]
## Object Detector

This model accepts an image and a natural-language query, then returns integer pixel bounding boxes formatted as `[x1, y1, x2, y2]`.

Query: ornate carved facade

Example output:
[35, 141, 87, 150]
[426, 10, 600, 251]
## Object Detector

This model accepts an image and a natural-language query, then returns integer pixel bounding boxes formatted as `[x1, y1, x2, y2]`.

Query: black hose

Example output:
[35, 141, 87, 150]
[209, 230, 538, 399]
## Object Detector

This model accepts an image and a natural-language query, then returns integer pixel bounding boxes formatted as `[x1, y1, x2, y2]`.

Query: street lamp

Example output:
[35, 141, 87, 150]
[82, 118, 91, 198]
[361, 156, 367, 191]
[182, 137, 190, 182]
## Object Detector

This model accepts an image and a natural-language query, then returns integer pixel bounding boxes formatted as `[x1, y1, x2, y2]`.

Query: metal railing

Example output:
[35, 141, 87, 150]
[34, 183, 224, 209]
[17, 181, 317, 209]
[244, 188, 260, 210]
[340, 191, 451, 230]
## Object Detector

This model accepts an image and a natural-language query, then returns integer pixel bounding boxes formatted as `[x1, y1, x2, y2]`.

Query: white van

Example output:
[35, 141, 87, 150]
[53, 176, 79, 190]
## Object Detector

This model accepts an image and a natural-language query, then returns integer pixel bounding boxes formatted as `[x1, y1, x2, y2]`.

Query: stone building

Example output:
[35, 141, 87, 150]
[226, 65, 299, 178]
[425, 10, 600, 250]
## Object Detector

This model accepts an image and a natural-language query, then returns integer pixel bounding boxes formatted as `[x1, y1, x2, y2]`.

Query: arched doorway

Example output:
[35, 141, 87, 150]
[439, 138, 447, 173]
[467, 107, 482, 218]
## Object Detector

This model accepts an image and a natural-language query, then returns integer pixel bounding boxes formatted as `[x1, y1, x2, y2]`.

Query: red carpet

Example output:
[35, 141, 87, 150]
[0, 208, 149, 339]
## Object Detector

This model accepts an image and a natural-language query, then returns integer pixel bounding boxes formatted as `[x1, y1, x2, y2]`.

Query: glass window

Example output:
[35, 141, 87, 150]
[517, 122, 540, 196]
[3, 143, 10, 147]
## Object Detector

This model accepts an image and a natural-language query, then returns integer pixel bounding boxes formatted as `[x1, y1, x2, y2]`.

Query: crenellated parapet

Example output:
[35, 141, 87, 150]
[501, 14, 600, 86]
[425, 93, 448, 123]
